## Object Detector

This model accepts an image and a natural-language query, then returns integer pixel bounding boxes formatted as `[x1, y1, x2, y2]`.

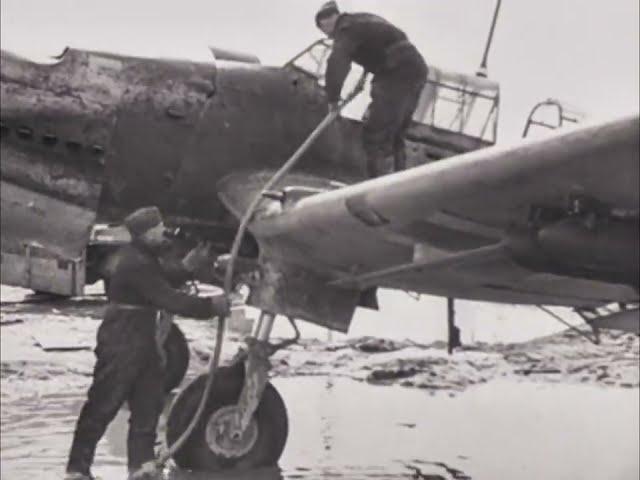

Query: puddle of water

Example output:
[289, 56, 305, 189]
[274, 377, 639, 480]
[1, 377, 638, 480]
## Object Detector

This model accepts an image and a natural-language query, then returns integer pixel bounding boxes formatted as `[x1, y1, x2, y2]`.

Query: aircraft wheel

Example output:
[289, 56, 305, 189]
[163, 324, 190, 394]
[166, 363, 288, 471]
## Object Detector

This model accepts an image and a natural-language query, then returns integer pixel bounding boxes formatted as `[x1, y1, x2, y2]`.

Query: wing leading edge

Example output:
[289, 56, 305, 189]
[250, 114, 639, 307]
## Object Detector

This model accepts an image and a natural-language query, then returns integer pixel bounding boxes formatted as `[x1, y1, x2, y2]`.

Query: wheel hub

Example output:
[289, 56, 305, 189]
[205, 405, 259, 458]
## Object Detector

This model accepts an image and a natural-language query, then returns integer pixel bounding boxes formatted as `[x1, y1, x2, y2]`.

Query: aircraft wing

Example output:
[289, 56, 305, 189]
[237, 114, 639, 309]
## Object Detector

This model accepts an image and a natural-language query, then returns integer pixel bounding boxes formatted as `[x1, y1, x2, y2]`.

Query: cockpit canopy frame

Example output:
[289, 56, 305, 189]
[286, 39, 501, 146]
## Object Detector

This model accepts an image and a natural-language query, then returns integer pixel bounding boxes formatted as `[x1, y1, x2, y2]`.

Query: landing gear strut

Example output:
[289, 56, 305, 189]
[166, 311, 298, 471]
[447, 298, 462, 354]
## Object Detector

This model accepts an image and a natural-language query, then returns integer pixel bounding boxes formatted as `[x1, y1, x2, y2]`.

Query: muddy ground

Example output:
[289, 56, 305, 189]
[1, 286, 638, 479]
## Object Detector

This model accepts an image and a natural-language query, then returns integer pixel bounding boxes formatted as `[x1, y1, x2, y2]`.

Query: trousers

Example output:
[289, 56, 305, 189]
[362, 57, 428, 177]
[67, 309, 165, 474]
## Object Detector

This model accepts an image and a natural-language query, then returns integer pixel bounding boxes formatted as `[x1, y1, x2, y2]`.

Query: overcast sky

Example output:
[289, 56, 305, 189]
[2, 0, 638, 141]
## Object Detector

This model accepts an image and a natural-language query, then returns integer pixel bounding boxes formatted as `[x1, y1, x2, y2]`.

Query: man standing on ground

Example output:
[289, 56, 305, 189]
[65, 206, 230, 480]
[315, 1, 428, 178]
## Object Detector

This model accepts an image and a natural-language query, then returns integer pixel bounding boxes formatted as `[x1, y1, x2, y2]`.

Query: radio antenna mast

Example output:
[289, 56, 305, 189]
[477, 0, 502, 77]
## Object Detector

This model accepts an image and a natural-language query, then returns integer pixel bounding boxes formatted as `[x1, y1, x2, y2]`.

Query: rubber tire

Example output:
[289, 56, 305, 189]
[163, 324, 190, 394]
[166, 362, 288, 472]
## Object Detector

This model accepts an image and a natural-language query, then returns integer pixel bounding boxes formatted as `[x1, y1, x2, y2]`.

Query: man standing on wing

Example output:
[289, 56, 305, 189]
[315, 1, 428, 177]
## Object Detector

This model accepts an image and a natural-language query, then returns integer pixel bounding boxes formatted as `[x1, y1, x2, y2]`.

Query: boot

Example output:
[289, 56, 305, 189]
[64, 472, 96, 480]
[128, 461, 163, 480]
[366, 153, 395, 179]
[393, 144, 407, 172]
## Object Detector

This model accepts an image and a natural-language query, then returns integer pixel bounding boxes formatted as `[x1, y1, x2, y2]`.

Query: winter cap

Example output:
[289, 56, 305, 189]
[124, 206, 163, 237]
[315, 1, 340, 26]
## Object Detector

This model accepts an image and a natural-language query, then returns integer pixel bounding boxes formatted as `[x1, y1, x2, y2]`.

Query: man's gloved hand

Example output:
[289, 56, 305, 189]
[328, 102, 340, 115]
[213, 253, 231, 274]
[211, 295, 231, 318]
[182, 241, 212, 273]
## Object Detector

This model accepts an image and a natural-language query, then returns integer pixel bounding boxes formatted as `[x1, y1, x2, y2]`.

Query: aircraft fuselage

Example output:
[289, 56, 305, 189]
[0, 48, 375, 235]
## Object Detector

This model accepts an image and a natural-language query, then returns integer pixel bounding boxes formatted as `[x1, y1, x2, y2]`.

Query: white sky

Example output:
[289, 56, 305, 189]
[1, 1, 638, 340]
[2, 0, 638, 141]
